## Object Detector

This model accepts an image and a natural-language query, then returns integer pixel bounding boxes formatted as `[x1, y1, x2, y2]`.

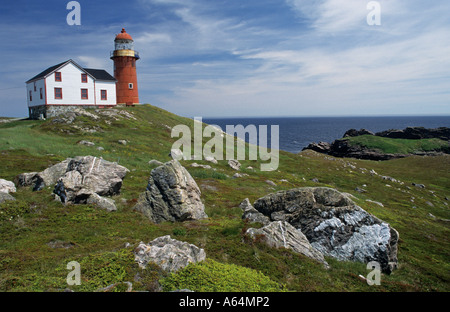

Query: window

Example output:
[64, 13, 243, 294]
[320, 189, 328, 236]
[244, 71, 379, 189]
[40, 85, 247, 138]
[29, 90, 32, 101]
[81, 89, 88, 99]
[40, 88, 43, 100]
[54, 87, 62, 99]
[34, 82, 36, 92]
[101, 90, 107, 100]
[81, 73, 88, 83]
[128, 83, 133, 89]
[55, 72, 62, 82]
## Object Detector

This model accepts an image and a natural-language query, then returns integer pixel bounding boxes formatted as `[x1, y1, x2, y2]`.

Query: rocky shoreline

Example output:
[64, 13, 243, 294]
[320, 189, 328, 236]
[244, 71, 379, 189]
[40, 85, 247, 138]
[302, 126, 450, 161]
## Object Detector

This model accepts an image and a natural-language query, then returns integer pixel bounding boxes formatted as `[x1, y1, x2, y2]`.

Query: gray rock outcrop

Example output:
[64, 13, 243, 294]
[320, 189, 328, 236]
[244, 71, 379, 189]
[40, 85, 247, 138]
[16, 156, 128, 211]
[251, 187, 399, 273]
[53, 156, 128, 208]
[134, 160, 208, 223]
[0, 192, 16, 204]
[246, 221, 329, 267]
[134, 235, 206, 272]
[240, 198, 270, 226]
[228, 159, 241, 170]
[0, 179, 16, 194]
[15, 159, 71, 191]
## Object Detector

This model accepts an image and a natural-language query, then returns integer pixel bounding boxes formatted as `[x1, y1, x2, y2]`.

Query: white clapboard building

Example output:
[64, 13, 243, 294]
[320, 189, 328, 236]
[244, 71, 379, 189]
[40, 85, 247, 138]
[26, 59, 117, 119]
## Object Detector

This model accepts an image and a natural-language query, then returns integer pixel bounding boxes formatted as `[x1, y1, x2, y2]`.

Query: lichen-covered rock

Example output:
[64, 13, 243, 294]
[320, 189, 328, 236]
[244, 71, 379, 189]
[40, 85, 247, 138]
[0, 192, 16, 204]
[54, 156, 128, 204]
[15, 159, 72, 191]
[134, 235, 206, 272]
[134, 160, 208, 223]
[252, 187, 399, 273]
[240, 198, 270, 226]
[228, 159, 241, 170]
[0, 179, 16, 194]
[246, 221, 329, 267]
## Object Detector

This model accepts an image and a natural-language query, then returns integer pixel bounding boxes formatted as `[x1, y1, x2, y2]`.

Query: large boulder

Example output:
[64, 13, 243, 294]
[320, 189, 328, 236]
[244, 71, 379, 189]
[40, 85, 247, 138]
[252, 187, 399, 273]
[15, 159, 73, 191]
[134, 160, 208, 223]
[134, 235, 206, 272]
[246, 221, 329, 267]
[54, 156, 128, 206]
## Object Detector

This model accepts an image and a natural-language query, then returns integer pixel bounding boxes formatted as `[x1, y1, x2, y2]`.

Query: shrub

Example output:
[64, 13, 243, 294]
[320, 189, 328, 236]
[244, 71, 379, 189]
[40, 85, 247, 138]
[160, 259, 287, 292]
[0, 200, 31, 222]
[68, 249, 135, 292]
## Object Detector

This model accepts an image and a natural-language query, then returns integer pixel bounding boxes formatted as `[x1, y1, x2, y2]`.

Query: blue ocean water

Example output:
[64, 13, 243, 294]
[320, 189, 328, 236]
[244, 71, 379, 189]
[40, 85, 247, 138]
[203, 116, 450, 154]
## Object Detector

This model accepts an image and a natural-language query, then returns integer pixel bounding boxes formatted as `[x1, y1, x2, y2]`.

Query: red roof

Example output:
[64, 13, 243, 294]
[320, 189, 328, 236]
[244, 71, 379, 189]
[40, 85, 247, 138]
[115, 28, 133, 41]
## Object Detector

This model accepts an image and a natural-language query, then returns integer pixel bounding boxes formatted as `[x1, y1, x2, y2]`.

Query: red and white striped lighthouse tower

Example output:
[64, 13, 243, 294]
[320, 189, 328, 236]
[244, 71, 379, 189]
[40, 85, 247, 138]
[111, 28, 140, 106]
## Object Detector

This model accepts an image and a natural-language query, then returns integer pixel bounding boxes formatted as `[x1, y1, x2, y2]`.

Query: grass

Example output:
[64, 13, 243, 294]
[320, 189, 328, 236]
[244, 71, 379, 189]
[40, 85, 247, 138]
[345, 135, 450, 154]
[0, 104, 449, 292]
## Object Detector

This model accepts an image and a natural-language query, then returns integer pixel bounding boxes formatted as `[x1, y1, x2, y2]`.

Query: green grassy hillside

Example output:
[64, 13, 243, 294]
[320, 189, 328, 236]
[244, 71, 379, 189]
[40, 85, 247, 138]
[345, 135, 450, 154]
[0, 105, 449, 292]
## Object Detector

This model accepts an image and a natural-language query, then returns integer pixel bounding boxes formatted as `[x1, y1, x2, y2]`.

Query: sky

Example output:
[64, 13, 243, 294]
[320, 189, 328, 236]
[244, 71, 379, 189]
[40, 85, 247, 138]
[0, 0, 449, 118]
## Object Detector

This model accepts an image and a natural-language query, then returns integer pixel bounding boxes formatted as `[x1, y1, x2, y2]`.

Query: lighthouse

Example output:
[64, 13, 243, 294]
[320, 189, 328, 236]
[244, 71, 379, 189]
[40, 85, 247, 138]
[111, 28, 140, 106]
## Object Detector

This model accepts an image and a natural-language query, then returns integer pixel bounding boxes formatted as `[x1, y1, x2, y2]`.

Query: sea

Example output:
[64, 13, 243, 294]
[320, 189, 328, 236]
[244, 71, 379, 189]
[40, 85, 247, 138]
[202, 116, 450, 154]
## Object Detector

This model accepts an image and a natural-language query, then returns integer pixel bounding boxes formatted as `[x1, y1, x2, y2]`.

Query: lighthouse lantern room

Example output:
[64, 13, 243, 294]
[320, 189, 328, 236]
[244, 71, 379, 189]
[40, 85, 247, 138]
[111, 28, 140, 106]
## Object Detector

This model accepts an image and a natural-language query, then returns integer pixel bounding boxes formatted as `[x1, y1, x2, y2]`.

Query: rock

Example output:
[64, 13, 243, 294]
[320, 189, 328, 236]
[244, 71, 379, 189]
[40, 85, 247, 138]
[328, 139, 405, 161]
[382, 176, 398, 183]
[169, 149, 185, 160]
[302, 142, 331, 154]
[149, 159, 163, 166]
[366, 199, 384, 207]
[191, 163, 212, 169]
[47, 240, 75, 249]
[14, 172, 39, 188]
[16, 159, 72, 191]
[96, 282, 133, 292]
[78, 140, 95, 146]
[240, 198, 270, 226]
[375, 127, 450, 141]
[311, 178, 319, 183]
[412, 183, 425, 189]
[53, 156, 129, 205]
[134, 235, 206, 272]
[0, 179, 16, 194]
[265, 180, 276, 186]
[246, 221, 328, 267]
[97, 147, 105, 151]
[343, 129, 375, 137]
[118, 140, 127, 145]
[0, 192, 16, 204]
[204, 156, 218, 164]
[134, 160, 208, 223]
[252, 187, 399, 273]
[355, 187, 367, 193]
[228, 159, 241, 170]
[86, 192, 117, 212]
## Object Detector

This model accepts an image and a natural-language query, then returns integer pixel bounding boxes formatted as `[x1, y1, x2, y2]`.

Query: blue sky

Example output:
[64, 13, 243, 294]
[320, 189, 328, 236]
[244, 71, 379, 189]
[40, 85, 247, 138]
[0, 0, 449, 118]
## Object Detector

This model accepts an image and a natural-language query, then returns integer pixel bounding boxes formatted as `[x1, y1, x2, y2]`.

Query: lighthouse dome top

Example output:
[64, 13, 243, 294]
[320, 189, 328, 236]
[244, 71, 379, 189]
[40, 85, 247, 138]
[115, 28, 133, 41]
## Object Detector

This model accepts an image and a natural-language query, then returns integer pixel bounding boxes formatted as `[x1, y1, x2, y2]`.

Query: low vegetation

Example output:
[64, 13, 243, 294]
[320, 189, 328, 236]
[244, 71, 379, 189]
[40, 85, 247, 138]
[0, 104, 448, 292]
